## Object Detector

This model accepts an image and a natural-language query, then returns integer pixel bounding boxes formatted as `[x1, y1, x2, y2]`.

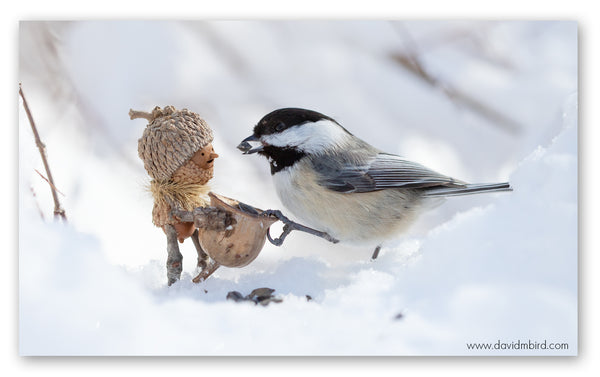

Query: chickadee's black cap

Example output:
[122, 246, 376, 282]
[253, 107, 338, 136]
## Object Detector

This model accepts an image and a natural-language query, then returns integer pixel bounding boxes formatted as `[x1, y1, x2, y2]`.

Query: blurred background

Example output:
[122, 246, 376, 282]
[19, 20, 576, 267]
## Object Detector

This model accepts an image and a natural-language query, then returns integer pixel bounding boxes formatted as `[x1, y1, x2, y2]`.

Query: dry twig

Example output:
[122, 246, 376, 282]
[34, 169, 65, 197]
[19, 84, 67, 222]
[390, 23, 522, 135]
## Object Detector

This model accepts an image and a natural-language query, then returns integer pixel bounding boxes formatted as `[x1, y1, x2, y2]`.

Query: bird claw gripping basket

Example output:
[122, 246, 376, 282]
[131, 106, 338, 285]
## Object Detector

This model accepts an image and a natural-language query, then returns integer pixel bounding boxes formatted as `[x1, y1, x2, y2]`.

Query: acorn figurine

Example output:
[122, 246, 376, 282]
[131, 106, 339, 286]
[131, 105, 223, 285]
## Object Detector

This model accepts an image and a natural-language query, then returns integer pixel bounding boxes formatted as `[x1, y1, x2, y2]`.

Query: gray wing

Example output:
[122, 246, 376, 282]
[314, 152, 464, 193]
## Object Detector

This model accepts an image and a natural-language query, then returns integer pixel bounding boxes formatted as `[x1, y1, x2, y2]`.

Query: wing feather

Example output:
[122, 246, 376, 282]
[315, 153, 463, 193]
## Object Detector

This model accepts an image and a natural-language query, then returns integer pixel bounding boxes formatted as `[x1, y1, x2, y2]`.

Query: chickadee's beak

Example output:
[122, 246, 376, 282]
[237, 134, 264, 154]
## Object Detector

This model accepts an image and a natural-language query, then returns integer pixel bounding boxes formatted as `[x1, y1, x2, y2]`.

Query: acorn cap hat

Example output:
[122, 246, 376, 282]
[132, 106, 214, 181]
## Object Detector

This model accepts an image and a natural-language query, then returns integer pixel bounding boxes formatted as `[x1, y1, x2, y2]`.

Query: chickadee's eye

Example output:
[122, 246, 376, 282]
[275, 122, 286, 131]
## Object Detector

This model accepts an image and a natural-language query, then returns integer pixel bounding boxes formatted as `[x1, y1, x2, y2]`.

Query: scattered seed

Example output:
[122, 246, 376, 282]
[226, 291, 245, 302]
[249, 287, 275, 299]
[226, 287, 283, 306]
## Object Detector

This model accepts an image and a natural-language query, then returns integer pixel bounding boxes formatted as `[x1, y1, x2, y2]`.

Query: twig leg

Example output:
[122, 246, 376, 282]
[192, 259, 220, 283]
[371, 245, 381, 260]
[190, 229, 222, 283]
[164, 224, 183, 286]
[191, 229, 209, 270]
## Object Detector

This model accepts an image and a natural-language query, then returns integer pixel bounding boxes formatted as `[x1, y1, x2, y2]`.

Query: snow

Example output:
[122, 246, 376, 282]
[18, 20, 577, 356]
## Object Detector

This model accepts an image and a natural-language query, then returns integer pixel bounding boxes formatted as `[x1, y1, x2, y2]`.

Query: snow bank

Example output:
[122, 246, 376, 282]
[19, 98, 576, 356]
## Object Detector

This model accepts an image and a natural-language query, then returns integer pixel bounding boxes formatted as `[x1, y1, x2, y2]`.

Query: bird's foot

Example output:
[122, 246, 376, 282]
[371, 245, 381, 260]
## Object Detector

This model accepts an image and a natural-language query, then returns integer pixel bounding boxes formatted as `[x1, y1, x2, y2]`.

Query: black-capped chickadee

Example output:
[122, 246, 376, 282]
[237, 108, 511, 258]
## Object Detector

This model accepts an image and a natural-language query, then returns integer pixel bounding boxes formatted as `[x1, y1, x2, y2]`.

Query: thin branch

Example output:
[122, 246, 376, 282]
[390, 52, 522, 135]
[390, 22, 522, 135]
[34, 169, 65, 197]
[19, 84, 67, 222]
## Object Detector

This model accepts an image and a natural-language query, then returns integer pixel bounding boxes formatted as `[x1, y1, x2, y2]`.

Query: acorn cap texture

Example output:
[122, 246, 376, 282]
[133, 106, 214, 181]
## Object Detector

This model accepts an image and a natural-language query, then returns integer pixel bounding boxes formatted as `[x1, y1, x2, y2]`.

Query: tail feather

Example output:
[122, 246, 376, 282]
[423, 182, 512, 197]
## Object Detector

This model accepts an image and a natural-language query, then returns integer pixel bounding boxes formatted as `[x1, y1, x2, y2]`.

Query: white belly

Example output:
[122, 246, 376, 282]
[272, 161, 422, 243]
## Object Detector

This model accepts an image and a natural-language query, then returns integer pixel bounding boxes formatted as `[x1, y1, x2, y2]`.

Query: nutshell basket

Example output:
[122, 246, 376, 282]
[198, 192, 278, 268]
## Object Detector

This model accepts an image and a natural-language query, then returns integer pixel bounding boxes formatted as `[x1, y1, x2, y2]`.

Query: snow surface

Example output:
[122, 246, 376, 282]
[18, 20, 577, 355]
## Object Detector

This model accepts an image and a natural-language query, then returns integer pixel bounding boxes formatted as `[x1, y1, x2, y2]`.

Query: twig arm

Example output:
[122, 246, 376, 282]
[171, 207, 233, 231]
[171, 208, 195, 223]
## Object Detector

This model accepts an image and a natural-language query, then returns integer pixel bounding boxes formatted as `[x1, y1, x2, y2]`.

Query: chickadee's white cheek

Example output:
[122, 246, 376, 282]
[263, 120, 349, 153]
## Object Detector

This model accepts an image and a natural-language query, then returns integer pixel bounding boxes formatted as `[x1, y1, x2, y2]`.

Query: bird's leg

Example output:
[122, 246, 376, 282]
[267, 224, 293, 246]
[260, 209, 339, 246]
[371, 245, 381, 260]
[164, 224, 183, 286]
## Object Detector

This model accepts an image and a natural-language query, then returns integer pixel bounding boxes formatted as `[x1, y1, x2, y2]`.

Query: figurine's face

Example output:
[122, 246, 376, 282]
[191, 143, 219, 170]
